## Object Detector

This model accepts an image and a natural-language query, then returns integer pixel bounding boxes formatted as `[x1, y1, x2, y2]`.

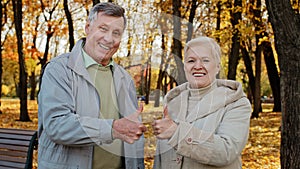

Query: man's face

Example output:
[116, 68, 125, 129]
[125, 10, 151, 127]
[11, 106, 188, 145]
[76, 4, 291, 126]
[184, 45, 220, 89]
[84, 12, 125, 66]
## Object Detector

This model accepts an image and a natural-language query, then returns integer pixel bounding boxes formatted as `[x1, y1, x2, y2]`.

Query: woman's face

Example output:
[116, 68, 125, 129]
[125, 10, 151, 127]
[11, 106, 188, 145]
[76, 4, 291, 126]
[184, 45, 220, 89]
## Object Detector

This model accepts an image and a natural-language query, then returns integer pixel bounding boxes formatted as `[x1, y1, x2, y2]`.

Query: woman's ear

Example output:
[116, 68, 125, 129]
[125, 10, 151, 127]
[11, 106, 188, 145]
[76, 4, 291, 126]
[216, 63, 220, 75]
[85, 21, 90, 34]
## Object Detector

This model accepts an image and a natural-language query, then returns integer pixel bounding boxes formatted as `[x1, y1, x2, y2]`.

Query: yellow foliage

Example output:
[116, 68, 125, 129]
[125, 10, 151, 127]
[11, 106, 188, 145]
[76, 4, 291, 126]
[1, 85, 10, 95]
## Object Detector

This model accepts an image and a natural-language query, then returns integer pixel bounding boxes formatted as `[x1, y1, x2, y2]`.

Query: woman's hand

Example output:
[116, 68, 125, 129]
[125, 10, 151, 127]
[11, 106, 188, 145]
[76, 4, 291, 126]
[152, 106, 178, 139]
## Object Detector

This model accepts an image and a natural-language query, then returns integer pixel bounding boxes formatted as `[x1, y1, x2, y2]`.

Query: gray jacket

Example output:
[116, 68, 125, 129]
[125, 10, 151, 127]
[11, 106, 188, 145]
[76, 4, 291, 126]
[154, 79, 251, 169]
[38, 39, 144, 169]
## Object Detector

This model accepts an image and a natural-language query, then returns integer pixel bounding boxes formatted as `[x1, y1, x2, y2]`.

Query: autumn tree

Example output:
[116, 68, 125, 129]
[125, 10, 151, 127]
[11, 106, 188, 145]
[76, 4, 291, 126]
[266, 0, 300, 168]
[27, 15, 41, 100]
[38, 0, 61, 72]
[227, 0, 242, 80]
[154, 33, 166, 107]
[241, 41, 255, 102]
[186, 0, 198, 42]
[63, 0, 75, 51]
[12, 0, 30, 121]
[20, 1, 43, 100]
[262, 40, 281, 112]
[172, 0, 186, 85]
[249, 0, 263, 118]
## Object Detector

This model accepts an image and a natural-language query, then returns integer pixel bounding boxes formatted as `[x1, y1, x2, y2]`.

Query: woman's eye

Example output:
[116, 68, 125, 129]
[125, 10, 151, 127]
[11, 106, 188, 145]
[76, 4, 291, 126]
[187, 60, 194, 63]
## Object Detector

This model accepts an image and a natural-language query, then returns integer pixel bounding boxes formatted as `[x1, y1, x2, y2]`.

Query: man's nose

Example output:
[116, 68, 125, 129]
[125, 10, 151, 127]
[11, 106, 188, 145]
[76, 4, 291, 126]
[103, 32, 114, 42]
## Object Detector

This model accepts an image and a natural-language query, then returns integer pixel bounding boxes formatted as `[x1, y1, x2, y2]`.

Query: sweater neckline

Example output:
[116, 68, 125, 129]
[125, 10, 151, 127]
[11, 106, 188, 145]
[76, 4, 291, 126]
[187, 80, 217, 98]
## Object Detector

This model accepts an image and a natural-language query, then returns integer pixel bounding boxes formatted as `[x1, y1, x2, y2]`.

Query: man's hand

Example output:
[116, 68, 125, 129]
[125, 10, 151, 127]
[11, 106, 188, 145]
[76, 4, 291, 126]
[112, 105, 147, 144]
[152, 106, 178, 139]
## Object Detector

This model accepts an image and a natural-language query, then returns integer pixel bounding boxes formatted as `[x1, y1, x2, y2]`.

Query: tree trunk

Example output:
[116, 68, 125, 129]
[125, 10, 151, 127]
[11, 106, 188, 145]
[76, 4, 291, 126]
[262, 41, 281, 112]
[250, 0, 264, 118]
[29, 16, 40, 100]
[252, 42, 262, 118]
[29, 71, 36, 100]
[162, 56, 173, 96]
[251, 0, 264, 118]
[241, 44, 255, 104]
[13, 0, 30, 121]
[154, 34, 166, 107]
[172, 0, 186, 85]
[144, 36, 153, 105]
[144, 61, 151, 105]
[144, 64, 149, 105]
[215, 1, 222, 43]
[186, 0, 197, 42]
[63, 0, 75, 51]
[227, 0, 242, 80]
[266, 0, 300, 168]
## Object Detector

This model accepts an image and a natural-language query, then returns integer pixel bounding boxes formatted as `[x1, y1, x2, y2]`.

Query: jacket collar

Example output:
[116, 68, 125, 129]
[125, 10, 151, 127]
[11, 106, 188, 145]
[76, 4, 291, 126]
[67, 38, 91, 79]
[165, 79, 246, 122]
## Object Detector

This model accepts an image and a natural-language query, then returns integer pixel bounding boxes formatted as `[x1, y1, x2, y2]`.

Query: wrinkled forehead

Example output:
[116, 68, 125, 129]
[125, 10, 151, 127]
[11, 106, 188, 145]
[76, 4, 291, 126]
[184, 43, 213, 61]
[184, 38, 220, 63]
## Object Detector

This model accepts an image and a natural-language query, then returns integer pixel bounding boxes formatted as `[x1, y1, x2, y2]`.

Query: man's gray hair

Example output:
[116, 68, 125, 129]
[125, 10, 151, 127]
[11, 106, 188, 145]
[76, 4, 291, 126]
[88, 2, 127, 29]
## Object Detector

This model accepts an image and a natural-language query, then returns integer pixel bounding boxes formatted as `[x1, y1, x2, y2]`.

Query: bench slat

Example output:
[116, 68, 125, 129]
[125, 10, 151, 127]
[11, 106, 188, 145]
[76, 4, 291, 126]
[0, 155, 26, 163]
[0, 150, 28, 158]
[0, 160, 25, 168]
[0, 166, 19, 169]
[0, 129, 36, 136]
[0, 139, 30, 147]
[0, 144, 28, 152]
[0, 133, 33, 141]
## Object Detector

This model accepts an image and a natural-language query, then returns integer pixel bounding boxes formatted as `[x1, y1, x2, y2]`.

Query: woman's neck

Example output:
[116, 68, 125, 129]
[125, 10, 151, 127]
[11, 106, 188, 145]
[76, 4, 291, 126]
[188, 80, 217, 97]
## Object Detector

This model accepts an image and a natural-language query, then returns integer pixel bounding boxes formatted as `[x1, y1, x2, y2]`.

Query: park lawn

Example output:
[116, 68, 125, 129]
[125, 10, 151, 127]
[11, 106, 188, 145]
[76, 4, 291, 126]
[0, 99, 280, 169]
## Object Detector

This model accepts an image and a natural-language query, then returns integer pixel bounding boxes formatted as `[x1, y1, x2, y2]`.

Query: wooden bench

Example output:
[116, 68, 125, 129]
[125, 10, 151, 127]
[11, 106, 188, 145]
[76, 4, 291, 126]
[0, 128, 38, 169]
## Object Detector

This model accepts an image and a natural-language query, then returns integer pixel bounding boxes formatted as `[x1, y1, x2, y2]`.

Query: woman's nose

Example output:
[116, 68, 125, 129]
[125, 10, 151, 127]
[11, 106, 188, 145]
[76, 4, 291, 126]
[194, 60, 203, 69]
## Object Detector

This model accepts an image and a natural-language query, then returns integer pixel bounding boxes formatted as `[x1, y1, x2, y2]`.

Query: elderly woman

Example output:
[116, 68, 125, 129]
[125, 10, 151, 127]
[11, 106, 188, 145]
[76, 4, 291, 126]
[152, 36, 252, 169]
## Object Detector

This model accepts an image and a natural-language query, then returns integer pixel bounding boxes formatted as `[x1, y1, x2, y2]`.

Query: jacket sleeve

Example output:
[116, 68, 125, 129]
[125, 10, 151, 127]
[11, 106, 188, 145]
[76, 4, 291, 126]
[167, 98, 251, 166]
[38, 60, 114, 146]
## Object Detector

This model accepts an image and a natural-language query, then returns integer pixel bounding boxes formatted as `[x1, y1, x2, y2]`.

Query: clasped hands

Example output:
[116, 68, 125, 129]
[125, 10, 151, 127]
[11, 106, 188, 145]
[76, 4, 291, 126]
[112, 106, 178, 144]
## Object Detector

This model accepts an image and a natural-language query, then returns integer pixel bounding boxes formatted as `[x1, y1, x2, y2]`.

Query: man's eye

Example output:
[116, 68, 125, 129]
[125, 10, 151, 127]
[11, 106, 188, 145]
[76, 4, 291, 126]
[100, 27, 108, 31]
[203, 59, 210, 62]
[113, 31, 121, 36]
[187, 60, 194, 63]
